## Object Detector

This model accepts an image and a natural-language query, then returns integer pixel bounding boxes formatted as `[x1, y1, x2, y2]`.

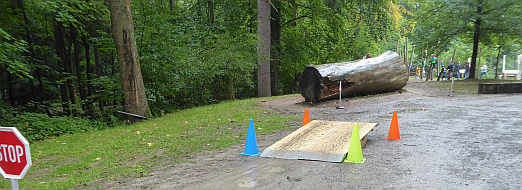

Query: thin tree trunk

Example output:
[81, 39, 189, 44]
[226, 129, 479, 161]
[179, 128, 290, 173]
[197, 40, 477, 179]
[67, 27, 77, 112]
[93, 45, 104, 112]
[270, 0, 280, 96]
[495, 46, 501, 79]
[169, 0, 174, 12]
[19, 0, 42, 102]
[54, 21, 71, 115]
[477, 47, 482, 78]
[405, 37, 408, 66]
[6, 72, 14, 106]
[449, 47, 456, 79]
[208, 0, 214, 24]
[73, 29, 86, 112]
[108, 0, 152, 119]
[257, 0, 271, 97]
[289, 0, 297, 27]
[470, 1, 482, 79]
[410, 47, 415, 67]
[395, 38, 399, 53]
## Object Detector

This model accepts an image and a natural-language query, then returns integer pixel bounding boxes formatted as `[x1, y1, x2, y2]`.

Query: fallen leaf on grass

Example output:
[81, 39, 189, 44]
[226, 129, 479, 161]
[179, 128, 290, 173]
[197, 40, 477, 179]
[147, 143, 153, 147]
[95, 157, 102, 161]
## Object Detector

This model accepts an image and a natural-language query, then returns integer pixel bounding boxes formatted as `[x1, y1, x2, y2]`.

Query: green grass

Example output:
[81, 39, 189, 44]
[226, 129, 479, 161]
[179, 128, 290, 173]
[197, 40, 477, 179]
[0, 97, 298, 190]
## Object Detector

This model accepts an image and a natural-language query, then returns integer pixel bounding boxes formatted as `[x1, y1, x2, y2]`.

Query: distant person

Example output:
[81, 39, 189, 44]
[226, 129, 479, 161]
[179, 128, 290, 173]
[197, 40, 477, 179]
[426, 55, 438, 81]
[437, 61, 446, 81]
[417, 58, 424, 79]
[455, 62, 462, 79]
[422, 58, 427, 79]
[464, 62, 470, 79]
[480, 65, 488, 79]
[447, 62, 454, 80]
[364, 53, 372, 59]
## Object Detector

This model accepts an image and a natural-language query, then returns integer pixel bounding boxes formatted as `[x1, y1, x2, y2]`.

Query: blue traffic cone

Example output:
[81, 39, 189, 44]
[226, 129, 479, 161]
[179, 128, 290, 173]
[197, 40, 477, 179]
[241, 119, 260, 156]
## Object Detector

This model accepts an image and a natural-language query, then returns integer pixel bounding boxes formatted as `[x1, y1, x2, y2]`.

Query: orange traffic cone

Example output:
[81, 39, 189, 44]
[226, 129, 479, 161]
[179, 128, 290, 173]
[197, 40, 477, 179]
[302, 107, 311, 126]
[386, 110, 400, 140]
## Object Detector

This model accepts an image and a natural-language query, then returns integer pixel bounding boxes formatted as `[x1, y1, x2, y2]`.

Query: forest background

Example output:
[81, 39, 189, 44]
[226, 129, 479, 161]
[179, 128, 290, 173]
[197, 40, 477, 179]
[0, 0, 520, 141]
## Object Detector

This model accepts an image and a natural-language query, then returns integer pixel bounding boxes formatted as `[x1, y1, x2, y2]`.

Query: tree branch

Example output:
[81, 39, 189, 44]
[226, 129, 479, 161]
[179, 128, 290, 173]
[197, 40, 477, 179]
[283, 15, 310, 26]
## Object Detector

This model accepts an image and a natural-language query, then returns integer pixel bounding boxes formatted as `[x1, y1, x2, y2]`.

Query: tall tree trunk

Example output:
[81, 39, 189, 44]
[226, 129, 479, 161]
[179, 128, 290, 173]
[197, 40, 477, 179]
[470, 1, 482, 79]
[270, 0, 280, 96]
[19, 0, 42, 102]
[289, 0, 297, 27]
[169, 0, 175, 12]
[54, 21, 71, 115]
[93, 45, 104, 112]
[410, 47, 415, 66]
[84, 36, 96, 114]
[208, 0, 214, 24]
[108, 0, 152, 118]
[404, 37, 408, 66]
[257, 0, 271, 97]
[6, 73, 15, 106]
[73, 29, 86, 112]
[450, 47, 456, 65]
[395, 38, 399, 53]
[477, 47, 482, 78]
[495, 46, 501, 79]
[67, 27, 77, 112]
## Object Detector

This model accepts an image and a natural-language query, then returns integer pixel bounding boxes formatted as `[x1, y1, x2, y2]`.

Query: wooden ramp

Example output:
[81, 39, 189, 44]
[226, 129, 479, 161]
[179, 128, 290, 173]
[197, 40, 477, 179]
[260, 120, 377, 163]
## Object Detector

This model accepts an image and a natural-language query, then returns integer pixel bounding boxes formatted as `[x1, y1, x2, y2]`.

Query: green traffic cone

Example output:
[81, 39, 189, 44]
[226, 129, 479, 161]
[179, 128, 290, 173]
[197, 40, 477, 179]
[344, 123, 365, 163]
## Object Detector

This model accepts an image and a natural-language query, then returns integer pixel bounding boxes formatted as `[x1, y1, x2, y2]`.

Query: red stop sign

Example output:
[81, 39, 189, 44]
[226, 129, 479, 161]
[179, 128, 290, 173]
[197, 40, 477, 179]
[0, 127, 31, 179]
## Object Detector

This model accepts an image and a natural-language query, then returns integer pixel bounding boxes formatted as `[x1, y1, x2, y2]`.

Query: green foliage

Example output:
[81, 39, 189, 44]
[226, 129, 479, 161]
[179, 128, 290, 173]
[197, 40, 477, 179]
[0, 112, 107, 142]
[411, 0, 521, 55]
[0, 27, 31, 78]
[1, 0, 400, 121]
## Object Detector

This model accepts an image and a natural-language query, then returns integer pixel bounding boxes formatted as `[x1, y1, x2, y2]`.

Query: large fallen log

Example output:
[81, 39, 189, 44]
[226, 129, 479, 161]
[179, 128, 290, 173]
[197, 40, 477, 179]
[299, 51, 408, 103]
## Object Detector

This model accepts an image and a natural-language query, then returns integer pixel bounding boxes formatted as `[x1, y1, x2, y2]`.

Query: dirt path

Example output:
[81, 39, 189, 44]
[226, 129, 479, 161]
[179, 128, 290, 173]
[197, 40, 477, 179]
[108, 80, 522, 190]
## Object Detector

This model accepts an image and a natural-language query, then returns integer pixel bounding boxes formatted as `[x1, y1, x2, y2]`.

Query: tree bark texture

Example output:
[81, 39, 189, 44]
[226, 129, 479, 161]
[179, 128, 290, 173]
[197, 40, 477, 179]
[270, 0, 280, 96]
[53, 21, 71, 115]
[109, 0, 151, 118]
[67, 27, 77, 109]
[495, 46, 501, 79]
[470, 1, 482, 79]
[257, 0, 271, 97]
[404, 37, 408, 66]
[73, 29, 87, 110]
[208, 0, 214, 24]
[299, 51, 408, 103]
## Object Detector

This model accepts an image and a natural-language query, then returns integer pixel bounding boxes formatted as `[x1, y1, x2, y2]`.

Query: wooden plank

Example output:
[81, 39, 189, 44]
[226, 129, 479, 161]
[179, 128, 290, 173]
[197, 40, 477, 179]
[260, 120, 377, 162]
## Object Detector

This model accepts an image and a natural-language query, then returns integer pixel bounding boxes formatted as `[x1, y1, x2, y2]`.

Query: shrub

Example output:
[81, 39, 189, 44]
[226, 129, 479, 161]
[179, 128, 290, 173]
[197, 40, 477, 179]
[0, 112, 107, 141]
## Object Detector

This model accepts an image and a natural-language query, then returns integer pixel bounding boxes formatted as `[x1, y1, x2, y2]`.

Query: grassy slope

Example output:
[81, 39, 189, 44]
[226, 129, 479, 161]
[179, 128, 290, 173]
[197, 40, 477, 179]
[0, 96, 298, 190]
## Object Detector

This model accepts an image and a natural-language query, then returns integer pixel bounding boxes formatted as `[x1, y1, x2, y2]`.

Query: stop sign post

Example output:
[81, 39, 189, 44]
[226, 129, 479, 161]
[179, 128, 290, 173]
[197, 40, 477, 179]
[0, 127, 32, 190]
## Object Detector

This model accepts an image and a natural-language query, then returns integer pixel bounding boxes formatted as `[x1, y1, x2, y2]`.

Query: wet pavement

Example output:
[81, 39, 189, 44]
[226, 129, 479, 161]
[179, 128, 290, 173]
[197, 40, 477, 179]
[111, 82, 522, 190]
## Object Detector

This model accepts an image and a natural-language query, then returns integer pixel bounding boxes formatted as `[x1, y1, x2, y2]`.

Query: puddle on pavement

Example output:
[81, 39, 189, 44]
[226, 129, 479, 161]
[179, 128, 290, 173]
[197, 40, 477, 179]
[398, 107, 428, 113]
[237, 178, 256, 188]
